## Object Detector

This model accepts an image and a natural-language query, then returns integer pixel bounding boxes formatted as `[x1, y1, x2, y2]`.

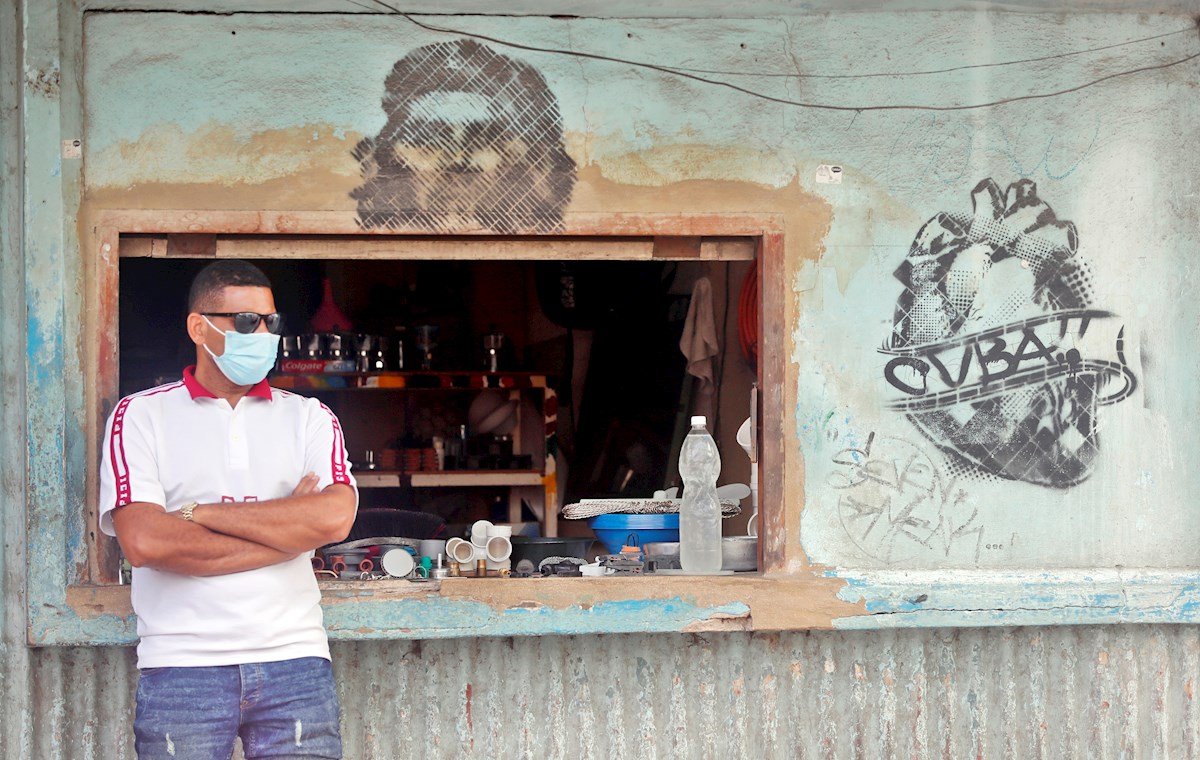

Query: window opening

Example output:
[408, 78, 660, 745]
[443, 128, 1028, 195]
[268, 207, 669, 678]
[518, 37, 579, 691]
[102, 235, 765, 584]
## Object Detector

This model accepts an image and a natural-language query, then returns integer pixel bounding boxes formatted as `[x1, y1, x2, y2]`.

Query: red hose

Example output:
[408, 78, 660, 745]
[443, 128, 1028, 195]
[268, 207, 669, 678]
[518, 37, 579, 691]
[738, 264, 759, 364]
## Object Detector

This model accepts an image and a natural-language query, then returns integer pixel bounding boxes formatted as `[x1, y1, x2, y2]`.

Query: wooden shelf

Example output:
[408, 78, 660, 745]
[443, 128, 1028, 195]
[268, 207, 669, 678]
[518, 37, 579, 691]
[276, 369, 560, 535]
[271, 371, 548, 392]
[355, 471, 403, 488]
[356, 470, 545, 489]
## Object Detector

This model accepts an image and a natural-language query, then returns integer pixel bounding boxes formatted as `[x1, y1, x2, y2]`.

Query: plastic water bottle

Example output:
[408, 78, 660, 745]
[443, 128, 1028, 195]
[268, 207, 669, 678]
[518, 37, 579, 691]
[679, 416, 722, 573]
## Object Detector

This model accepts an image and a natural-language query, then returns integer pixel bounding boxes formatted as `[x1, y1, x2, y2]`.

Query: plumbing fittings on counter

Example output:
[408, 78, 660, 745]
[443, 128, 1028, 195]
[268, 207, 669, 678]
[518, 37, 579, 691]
[311, 519, 756, 581]
[445, 521, 513, 573]
[312, 521, 517, 582]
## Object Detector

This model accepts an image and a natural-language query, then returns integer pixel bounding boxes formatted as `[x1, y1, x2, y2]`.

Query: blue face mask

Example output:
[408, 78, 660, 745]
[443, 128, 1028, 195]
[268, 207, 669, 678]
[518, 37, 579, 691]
[203, 316, 280, 386]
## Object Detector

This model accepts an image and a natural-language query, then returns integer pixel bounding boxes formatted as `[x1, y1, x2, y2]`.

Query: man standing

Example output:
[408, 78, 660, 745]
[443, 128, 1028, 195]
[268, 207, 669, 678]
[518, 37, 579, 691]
[100, 260, 357, 759]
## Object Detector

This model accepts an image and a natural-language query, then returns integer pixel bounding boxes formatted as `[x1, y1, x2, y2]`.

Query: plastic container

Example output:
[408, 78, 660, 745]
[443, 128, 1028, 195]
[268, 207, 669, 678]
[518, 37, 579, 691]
[418, 539, 447, 560]
[588, 513, 680, 554]
[380, 548, 414, 578]
[679, 416, 723, 573]
[509, 536, 593, 567]
[643, 541, 681, 572]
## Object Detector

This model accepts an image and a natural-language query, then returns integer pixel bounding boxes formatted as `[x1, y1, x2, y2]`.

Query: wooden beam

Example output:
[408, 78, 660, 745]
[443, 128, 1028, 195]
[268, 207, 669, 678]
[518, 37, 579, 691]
[759, 232, 788, 574]
[166, 233, 216, 257]
[99, 209, 783, 238]
[210, 236, 655, 261]
[118, 236, 166, 257]
[700, 237, 756, 260]
[120, 233, 757, 261]
[652, 235, 702, 259]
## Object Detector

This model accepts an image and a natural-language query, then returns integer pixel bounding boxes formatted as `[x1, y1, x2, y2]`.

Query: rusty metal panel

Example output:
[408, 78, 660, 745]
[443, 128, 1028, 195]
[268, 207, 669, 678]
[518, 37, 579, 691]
[0, 629, 1198, 757]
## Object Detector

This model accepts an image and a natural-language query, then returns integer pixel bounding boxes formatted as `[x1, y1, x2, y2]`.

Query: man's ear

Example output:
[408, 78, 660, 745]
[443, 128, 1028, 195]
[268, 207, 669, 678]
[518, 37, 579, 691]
[186, 313, 207, 346]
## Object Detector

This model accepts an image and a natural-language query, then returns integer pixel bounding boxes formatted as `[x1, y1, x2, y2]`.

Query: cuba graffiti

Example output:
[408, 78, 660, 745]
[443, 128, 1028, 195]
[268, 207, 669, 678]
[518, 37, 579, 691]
[881, 178, 1137, 489]
[351, 39, 577, 233]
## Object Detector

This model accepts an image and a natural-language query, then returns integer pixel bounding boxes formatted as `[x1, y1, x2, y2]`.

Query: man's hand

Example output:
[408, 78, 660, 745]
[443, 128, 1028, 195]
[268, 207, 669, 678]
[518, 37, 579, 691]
[114, 502, 297, 576]
[167, 474, 313, 519]
[292, 472, 319, 497]
[191, 480, 357, 555]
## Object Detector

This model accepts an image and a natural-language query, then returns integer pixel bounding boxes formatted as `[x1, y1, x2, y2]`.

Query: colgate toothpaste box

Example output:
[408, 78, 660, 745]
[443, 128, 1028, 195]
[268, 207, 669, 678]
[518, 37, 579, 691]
[279, 359, 357, 374]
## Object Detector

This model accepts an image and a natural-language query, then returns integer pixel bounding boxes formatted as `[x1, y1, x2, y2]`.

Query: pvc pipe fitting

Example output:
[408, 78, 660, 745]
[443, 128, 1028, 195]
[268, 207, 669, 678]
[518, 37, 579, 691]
[485, 535, 512, 563]
[748, 468, 760, 538]
[447, 538, 477, 565]
[486, 524, 513, 539]
[470, 520, 494, 547]
[485, 535, 512, 572]
[448, 534, 512, 571]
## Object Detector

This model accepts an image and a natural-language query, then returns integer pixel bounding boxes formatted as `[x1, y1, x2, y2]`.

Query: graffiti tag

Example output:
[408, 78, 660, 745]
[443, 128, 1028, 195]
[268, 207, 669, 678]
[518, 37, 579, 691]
[831, 432, 984, 565]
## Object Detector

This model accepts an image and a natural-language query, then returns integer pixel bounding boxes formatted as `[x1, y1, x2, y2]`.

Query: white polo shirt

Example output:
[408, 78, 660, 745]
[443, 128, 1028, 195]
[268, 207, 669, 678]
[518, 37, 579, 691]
[99, 366, 357, 669]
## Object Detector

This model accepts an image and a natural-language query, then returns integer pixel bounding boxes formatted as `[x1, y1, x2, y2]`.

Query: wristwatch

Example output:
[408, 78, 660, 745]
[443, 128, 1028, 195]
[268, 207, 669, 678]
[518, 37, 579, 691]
[180, 502, 199, 522]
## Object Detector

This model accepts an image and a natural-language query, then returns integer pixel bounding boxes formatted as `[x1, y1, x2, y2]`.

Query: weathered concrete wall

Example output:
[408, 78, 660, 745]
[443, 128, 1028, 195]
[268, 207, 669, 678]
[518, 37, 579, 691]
[7, 1, 1200, 756]
[81, 11, 1200, 572]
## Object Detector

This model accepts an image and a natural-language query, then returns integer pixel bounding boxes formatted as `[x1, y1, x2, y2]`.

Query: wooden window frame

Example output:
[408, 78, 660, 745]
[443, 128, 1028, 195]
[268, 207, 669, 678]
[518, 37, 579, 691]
[30, 208, 830, 645]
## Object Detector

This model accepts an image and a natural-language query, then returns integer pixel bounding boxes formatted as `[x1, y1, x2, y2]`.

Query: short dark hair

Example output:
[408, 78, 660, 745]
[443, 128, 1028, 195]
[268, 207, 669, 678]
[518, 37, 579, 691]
[187, 260, 272, 312]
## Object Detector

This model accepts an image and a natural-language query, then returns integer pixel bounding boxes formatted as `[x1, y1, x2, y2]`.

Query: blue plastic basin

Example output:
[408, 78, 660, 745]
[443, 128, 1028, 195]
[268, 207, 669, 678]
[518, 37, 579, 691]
[588, 513, 680, 554]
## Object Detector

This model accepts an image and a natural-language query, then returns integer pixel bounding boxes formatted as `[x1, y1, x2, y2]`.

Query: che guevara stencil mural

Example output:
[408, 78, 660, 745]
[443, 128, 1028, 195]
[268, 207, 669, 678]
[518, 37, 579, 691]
[351, 39, 577, 233]
[881, 178, 1138, 489]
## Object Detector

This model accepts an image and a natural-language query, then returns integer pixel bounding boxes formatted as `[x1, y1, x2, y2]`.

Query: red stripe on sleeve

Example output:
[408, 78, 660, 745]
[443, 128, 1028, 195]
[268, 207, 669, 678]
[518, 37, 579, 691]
[319, 402, 350, 485]
[108, 382, 183, 510]
[110, 397, 133, 509]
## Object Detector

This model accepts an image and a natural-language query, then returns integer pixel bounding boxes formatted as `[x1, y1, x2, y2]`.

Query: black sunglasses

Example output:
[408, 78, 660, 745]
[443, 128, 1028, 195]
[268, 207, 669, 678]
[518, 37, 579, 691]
[202, 312, 283, 335]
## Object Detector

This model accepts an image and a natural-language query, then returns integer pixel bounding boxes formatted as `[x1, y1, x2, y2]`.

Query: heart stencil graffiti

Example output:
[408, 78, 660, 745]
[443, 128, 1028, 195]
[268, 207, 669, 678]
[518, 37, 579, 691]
[881, 178, 1137, 488]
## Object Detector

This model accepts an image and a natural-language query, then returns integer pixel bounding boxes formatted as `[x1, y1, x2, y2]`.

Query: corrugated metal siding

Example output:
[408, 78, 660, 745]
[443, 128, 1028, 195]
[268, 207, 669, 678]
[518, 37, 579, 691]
[0, 628, 1198, 758]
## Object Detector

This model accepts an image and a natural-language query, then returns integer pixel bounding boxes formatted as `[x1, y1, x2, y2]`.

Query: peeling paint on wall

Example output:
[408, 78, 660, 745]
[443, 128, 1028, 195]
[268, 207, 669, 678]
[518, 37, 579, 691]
[77, 11, 1200, 588]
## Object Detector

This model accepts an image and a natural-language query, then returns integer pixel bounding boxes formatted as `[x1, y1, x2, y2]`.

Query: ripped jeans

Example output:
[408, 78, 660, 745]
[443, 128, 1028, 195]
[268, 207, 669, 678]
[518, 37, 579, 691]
[134, 657, 342, 759]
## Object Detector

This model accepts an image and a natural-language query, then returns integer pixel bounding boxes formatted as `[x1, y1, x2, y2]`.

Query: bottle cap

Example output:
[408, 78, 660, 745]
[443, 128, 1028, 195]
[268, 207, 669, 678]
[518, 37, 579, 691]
[690, 416, 707, 427]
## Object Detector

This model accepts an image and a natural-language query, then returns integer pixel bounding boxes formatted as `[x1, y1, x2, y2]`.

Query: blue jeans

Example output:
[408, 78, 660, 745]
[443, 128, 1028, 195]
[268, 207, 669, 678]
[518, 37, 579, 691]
[134, 657, 342, 759]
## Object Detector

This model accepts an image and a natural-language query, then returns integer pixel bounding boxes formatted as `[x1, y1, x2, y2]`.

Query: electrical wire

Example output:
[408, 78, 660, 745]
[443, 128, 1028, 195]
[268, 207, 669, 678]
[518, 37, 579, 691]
[349, 0, 1193, 83]
[356, 0, 1200, 113]
[660, 26, 1197, 79]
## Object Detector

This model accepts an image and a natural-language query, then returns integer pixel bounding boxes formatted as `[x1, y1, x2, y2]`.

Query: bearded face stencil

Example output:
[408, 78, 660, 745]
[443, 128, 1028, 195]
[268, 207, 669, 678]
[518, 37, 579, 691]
[880, 179, 1137, 489]
[352, 39, 576, 233]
